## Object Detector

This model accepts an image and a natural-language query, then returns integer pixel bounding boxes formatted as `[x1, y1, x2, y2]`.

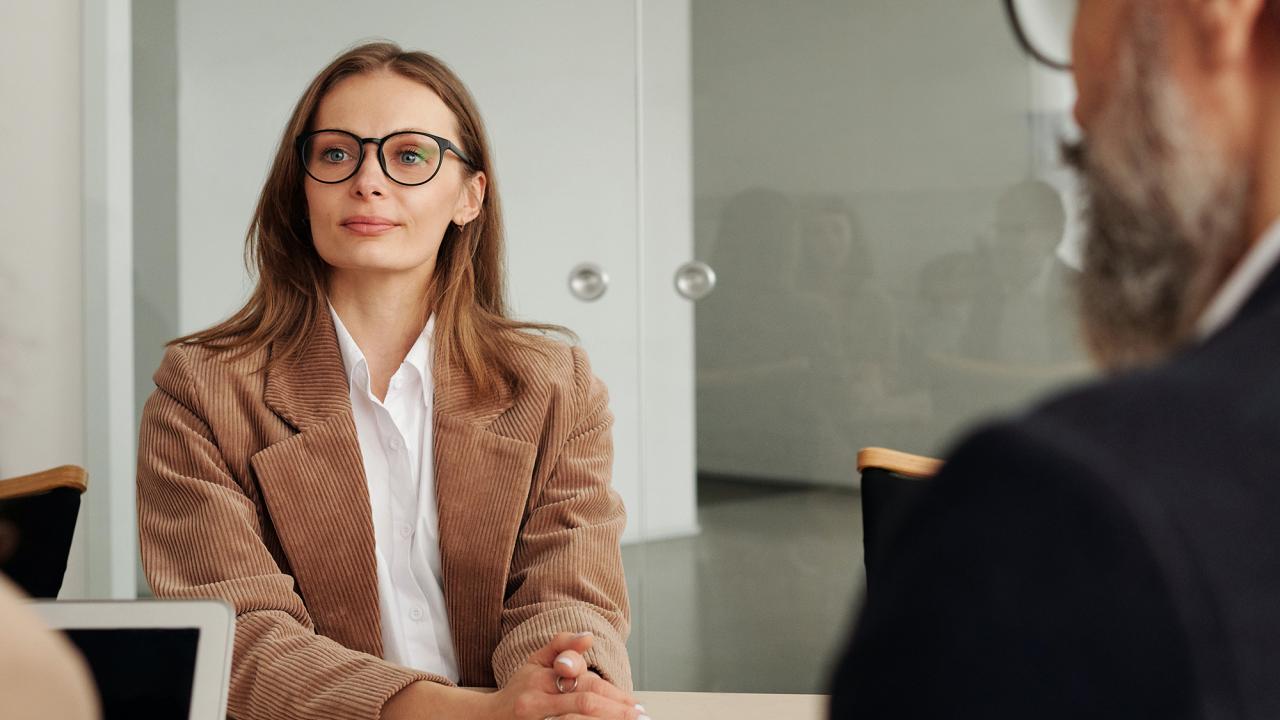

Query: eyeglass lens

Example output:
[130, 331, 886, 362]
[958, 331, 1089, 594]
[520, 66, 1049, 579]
[1012, 0, 1078, 69]
[301, 131, 443, 185]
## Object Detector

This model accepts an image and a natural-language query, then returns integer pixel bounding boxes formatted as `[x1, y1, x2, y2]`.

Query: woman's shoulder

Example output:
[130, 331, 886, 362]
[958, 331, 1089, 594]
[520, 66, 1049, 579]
[489, 330, 609, 441]
[496, 330, 602, 400]
[501, 329, 585, 380]
[152, 339, 269, 404]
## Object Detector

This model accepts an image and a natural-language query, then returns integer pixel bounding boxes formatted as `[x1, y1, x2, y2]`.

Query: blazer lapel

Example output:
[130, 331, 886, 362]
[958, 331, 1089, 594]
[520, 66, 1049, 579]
[250, 309, 383, 656]
[432, 346, 537, 683]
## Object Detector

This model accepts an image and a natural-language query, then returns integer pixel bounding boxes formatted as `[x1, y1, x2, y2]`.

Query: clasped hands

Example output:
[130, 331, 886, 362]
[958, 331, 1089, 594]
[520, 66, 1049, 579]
[490, 632, 649, 720]
[382, 632, 650, 720]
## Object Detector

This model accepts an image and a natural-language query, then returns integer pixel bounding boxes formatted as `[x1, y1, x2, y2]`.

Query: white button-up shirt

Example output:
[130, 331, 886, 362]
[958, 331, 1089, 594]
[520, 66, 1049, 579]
[329, 305, 459, 681]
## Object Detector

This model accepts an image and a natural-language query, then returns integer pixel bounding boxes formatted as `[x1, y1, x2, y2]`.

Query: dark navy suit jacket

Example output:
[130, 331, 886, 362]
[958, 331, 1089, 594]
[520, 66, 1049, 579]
[830, 263, 1280, 719]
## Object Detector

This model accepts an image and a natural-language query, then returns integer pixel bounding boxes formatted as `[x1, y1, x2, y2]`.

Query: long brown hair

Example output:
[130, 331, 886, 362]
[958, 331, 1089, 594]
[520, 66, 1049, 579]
[174, 41, 567, 398]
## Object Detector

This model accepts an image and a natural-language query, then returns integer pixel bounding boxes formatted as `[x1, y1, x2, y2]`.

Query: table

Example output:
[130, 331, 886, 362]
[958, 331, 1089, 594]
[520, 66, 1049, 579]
[465, 687, 827, 719]
[632, 692, 826, 720]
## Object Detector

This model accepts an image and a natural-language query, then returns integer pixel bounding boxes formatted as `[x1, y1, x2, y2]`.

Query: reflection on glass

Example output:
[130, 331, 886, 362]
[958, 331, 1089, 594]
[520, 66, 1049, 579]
[912, 179, 1088, 437]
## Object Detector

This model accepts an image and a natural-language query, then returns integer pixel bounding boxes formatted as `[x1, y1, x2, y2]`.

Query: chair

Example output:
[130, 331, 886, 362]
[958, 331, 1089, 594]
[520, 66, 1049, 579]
[857, 447, 941, 591]
[0, 465, 88, 598]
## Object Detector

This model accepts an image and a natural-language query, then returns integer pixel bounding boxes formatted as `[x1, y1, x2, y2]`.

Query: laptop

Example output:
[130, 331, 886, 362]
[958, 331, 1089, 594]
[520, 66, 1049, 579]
[28, 599, 235, 720]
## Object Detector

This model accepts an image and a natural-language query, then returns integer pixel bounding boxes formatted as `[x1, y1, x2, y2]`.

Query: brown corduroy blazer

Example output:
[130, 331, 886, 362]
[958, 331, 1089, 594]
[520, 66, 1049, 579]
[136, 311, 630, 720]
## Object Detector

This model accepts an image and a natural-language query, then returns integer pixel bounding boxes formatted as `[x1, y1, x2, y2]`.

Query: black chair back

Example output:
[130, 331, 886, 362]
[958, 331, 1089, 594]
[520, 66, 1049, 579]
[0, 466, 87, 598]
[858, 448, 939, 592]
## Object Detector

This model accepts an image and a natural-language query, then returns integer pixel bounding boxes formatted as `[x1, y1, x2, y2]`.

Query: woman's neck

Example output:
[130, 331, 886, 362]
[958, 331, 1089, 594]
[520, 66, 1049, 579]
[328, 269, 433, 401]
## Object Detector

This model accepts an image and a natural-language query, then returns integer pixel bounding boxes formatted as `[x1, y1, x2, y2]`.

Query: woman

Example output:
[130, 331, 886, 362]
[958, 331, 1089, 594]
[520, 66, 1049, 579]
[137, 42, 642, 720]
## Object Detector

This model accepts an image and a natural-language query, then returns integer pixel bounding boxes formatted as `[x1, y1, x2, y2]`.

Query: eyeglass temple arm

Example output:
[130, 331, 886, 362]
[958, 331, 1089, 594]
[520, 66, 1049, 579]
[1001, 0, 1072, 72]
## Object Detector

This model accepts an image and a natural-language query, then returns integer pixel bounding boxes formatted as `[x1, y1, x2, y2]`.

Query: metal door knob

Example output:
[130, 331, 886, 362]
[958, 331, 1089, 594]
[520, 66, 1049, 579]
[674, 261, 717, 301]
[568, 263, 609, 302]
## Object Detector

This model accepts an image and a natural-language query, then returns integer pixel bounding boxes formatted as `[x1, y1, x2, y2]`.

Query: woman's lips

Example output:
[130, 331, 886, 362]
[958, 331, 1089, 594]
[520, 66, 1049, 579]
[341, 217, 399, 236]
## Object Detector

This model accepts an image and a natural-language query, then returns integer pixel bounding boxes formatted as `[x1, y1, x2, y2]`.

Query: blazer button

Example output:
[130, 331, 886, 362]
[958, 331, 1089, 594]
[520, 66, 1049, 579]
[409, 606, 424, 622]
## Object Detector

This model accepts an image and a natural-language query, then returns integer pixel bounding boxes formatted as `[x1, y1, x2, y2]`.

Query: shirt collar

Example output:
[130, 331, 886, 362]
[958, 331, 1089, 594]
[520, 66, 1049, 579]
[404, 316, 435, 405]
[328, 302, 435, 404]
[1196, 218, 1280, 340]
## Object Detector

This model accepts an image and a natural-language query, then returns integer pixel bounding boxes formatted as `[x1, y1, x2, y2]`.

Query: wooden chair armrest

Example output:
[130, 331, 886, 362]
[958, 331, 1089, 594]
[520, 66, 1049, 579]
[0, 466, 89, 501]
[857, 447, 942, 479]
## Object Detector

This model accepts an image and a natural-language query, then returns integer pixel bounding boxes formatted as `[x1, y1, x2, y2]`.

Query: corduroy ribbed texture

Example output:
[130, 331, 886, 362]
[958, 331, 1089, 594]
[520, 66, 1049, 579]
[136, 310, 630, 720]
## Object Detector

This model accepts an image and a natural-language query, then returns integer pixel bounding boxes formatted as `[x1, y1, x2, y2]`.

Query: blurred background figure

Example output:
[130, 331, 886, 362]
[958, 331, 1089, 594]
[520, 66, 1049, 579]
[959, 178, 1076, 364]
[911, 178, 1086, 438]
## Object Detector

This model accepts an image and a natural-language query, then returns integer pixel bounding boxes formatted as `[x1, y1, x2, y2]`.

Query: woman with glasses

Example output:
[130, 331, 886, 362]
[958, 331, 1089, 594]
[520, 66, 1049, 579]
[136, 42, 640, 720]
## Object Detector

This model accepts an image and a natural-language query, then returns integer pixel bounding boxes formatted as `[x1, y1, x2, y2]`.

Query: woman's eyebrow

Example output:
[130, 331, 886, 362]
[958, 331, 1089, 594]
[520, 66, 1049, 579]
[315, 127, 433, 136]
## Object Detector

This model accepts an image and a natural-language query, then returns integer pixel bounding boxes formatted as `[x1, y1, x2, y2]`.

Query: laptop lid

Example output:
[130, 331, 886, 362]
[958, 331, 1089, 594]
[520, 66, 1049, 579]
[29, 599, 235, 720]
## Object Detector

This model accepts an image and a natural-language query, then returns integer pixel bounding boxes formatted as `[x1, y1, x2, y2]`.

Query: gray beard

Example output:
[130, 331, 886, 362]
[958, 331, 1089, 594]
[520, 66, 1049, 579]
[1064, 8, 1250, 372]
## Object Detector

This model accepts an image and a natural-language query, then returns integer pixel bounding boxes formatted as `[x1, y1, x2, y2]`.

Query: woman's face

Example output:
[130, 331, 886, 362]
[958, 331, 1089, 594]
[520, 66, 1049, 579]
[304, 70, 485, 282]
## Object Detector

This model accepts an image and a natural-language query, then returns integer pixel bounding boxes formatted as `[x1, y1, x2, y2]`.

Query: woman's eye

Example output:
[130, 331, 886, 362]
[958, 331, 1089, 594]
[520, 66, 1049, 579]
[322, 148, 350, 163]
[398, 149, 425, 165]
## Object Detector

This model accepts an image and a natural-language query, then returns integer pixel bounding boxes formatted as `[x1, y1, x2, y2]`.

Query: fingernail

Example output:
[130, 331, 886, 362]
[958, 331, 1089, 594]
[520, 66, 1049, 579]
[555, 656, 574, 670]
[639, 715, 652, 720]
[635, 704, 647, 712]
[573, 631, 593, 638]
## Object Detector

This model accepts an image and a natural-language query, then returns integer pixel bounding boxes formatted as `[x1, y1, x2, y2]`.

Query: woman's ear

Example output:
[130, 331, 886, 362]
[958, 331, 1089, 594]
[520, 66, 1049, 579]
[454, 171, 487, 225]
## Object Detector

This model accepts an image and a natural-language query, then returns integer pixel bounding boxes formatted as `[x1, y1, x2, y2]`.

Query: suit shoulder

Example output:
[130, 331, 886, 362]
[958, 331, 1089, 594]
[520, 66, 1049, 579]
[151, 341, 267, 405]
[935, 351, 1242, 533]
[502, 331, 594, 399]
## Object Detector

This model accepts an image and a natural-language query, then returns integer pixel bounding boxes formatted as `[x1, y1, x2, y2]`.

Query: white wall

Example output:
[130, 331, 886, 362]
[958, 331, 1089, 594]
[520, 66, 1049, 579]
[0, 1, 87, 595]
[82, 0, 137, 599]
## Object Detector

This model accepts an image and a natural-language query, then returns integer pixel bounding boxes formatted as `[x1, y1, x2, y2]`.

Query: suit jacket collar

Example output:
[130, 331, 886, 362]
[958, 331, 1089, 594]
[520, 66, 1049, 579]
[1198, 219, 1280, 338]
[1234, 256, 1280, 330]
[263, 308, 515, 432]
[261, 308, 352, 433]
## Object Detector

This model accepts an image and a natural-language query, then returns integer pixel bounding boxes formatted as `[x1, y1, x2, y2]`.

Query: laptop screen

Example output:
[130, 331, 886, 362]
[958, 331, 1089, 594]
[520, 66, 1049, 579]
[62, 627, 200, 720]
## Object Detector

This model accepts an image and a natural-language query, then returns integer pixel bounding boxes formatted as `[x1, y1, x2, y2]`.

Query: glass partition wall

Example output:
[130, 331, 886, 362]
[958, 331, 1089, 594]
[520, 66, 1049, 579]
[623, 0, 1086, 692]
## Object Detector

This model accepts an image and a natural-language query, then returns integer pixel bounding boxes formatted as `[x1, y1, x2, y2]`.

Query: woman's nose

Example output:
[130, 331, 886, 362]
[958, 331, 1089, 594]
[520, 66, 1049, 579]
[350, 146, 386, 197]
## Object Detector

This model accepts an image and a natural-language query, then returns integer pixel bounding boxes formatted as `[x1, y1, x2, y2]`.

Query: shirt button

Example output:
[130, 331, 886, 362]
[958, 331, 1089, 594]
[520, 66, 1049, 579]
[409, 606, 424, 621]
[390, 377, 403, 391]
[388, 437, 402, 451]
[398, 523, 413, 539]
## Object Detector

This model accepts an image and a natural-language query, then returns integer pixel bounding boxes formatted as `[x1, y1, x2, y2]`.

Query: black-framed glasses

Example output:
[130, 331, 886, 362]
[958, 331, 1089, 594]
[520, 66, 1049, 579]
[1003, 0, 1077, 72]
[296, 129, 477, 186]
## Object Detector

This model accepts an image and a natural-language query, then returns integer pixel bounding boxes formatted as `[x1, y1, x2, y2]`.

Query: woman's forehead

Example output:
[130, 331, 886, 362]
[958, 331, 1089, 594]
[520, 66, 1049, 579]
[314, 71, 458, 138]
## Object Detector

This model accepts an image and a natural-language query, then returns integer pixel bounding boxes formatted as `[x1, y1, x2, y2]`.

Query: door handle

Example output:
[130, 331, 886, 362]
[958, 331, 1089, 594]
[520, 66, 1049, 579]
[674, 261, 717, 301]
[568, 263, 609, 302]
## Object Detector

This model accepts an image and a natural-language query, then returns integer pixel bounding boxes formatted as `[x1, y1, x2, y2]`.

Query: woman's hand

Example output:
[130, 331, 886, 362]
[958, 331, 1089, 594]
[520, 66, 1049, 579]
[483, 632, 649, 720]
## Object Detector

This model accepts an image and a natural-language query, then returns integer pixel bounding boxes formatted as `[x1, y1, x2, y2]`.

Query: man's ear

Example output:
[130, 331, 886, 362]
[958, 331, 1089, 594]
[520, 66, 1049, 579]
[454, 171, 487, 225]
[1186, 0, 1267, 68]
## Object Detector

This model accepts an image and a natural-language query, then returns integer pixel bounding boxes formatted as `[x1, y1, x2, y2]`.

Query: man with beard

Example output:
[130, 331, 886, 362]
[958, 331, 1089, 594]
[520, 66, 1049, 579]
[830, 1, 1280, 717]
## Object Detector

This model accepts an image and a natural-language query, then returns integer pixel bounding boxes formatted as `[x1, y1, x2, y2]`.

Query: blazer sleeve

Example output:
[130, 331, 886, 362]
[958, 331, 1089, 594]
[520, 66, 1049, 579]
[490, 345, 632, 690]
[137, 345, 445, 720]
[828, 422, 1196, 719]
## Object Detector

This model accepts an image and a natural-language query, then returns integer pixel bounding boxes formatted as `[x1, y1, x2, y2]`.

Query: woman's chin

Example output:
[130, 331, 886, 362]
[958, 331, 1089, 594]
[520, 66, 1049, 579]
[324, 255, 435, 278]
